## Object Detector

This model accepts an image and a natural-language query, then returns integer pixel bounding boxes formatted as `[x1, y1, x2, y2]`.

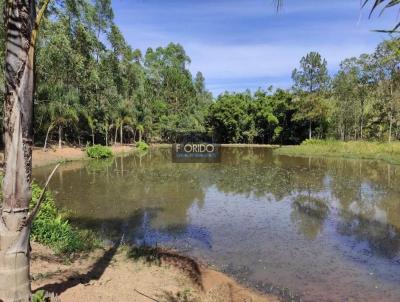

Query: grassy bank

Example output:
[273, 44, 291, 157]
[30, 183, 100, 256]
[274, 139, 400, 165]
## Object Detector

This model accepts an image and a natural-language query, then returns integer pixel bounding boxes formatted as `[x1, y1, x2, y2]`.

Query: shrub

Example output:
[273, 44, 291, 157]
[30, 183, 99, 255]
[86, 145, 113, 159]
[302, 139, 324, 145]
[32, 290, 46, 302]
[136, 141, 149, 151]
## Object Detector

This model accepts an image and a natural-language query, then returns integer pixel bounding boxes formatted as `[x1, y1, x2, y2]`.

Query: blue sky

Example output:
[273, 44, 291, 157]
[112, 0, 398, 96]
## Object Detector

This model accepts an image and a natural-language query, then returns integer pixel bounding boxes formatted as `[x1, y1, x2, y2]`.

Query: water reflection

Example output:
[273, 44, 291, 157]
[33, 147, 400, 301]
[291, 195, 330, 240]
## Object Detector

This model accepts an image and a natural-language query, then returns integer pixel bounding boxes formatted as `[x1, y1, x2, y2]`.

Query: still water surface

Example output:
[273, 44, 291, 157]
[33, 147, 400, 302]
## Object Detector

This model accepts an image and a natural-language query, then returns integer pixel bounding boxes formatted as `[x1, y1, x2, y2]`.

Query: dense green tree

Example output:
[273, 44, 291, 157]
[143, 43, 211, 139]
[374, 39, 400, 142]
[207, 92, 253, 143]
[292, 52, 330, 93]
[332, 65, 360, 140]
[331, 39, 400, 141]
[206, 89, 307, 144]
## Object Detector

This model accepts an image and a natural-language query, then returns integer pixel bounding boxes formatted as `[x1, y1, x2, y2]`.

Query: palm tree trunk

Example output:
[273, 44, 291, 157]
[139, 131, 142, 142]
[114, 125, 118, 145]
[0, 1, 39, 301]
[389, 84, 394, 143]
[58, 126, 62, 149]
[43, 124, 53, 151]
[105, 128, 108, 146]
[309, 120, 312, 139]
[120, 123, 123, 145]
[92, 128, 95, 145]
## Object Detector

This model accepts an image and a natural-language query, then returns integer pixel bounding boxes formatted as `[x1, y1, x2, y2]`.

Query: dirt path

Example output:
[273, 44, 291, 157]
[31, 243, 280, 302]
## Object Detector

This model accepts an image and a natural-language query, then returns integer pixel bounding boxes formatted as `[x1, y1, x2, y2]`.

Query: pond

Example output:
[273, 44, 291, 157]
[33, 147, 400, 302]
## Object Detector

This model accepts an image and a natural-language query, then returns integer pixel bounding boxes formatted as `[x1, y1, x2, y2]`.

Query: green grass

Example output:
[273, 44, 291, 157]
[136, 141, 149, 152]
[86, 144, 113, 159]
[274, 139, 400, 164]
[0, 174, 99, 256]
[31, 290, 46, 302]
[30, 183, 100, 256]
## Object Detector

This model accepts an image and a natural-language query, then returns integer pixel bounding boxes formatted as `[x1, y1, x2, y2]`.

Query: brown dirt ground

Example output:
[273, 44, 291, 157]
[31, 243, 280, 302]
[31, 145, 134, 168]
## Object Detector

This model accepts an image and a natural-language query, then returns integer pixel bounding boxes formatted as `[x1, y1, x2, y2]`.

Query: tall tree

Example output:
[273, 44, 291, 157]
[292, 51, 329, 93]
[374, 39, 400, 142]
[332, 66, 360, 140]
[291, 52, 330, 139]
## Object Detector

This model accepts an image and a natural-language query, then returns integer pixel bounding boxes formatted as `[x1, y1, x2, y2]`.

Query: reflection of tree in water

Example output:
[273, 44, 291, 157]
[337, 213, 400, 259]
[214, 148, 295, 199]
[271, 155, 400, 258]
[85, 157, 114, 173]
[291, 195, 330, 240]
[35, 148, 209, 247]
[318, 158, 400, 259]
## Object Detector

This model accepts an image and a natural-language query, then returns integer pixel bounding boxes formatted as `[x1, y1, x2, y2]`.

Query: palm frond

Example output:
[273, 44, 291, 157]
[363, 0, 400, 32]
[274, 0, 283, 12]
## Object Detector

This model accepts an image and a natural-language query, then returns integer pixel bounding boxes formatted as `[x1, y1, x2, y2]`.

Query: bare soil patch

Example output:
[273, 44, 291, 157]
[31, 243, 280, 302]
[31, 145, 134, 168]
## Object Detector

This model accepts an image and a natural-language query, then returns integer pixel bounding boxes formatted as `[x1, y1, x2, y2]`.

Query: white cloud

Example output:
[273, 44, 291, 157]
[114, 0, 395, 95]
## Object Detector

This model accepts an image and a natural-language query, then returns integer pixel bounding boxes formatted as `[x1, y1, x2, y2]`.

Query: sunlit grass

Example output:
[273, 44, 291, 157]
[275, 139, 400, 164]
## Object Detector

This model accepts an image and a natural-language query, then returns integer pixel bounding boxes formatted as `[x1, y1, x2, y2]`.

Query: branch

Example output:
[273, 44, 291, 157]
[26, 163, 60, 225]
[28, 0, 52, 65]
[134, 289, 160, 302]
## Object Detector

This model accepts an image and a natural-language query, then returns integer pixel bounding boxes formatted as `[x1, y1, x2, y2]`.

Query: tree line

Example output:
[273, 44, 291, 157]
[207, 39, 400, 144]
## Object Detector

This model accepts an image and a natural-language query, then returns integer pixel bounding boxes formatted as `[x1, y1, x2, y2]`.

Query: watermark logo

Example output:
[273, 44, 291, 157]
[172, 143, 221, 163]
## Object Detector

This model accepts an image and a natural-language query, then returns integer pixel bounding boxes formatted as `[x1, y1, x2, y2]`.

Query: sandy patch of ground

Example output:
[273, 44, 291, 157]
[31, 145, 134, 168]
[31, 243, 280, 302]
